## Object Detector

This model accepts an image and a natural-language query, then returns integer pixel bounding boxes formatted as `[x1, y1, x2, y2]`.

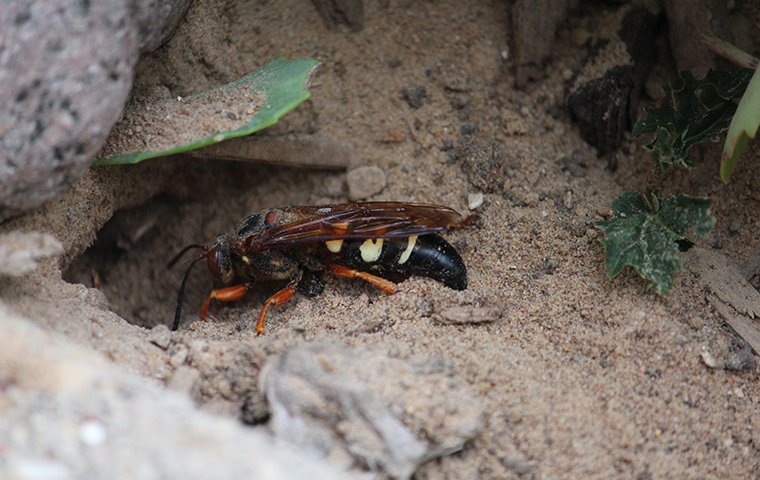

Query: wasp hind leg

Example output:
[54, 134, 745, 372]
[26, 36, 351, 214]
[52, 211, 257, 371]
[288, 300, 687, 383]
[327, 264, 398, 294]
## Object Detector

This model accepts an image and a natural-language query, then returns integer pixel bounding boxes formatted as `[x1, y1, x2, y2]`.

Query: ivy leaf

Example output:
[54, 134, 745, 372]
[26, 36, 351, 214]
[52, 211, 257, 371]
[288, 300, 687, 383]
[633, 69, 752, 170]
[596, 192, 715, 295]
[720, 64, 760, 183]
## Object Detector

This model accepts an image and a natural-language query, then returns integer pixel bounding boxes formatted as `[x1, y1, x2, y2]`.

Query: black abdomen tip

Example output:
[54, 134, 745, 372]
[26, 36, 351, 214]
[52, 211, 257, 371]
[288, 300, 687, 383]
[406, 234, 467, 290]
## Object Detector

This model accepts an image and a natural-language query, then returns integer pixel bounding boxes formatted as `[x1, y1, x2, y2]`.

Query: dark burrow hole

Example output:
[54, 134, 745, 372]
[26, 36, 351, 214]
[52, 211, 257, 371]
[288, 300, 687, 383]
[63, 160, 340, 329]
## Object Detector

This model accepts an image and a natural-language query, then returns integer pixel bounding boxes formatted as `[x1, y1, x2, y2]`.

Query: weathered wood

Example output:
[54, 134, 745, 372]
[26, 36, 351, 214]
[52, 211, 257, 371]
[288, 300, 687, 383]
[190, 135, 352, 170]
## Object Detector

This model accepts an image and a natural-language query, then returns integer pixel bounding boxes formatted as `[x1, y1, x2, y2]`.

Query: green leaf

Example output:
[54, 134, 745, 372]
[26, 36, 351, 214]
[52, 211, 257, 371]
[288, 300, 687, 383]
[596, 192, 715, 295]
[633, 69, 752, 170]
[94, 57, 320, 166]
[720, 64, 760, 183]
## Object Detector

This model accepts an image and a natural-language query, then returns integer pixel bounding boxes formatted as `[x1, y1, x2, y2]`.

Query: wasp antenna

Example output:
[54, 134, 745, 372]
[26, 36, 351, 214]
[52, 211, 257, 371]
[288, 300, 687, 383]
[168, 244, 208, 269]
[172, 255, 206, 331]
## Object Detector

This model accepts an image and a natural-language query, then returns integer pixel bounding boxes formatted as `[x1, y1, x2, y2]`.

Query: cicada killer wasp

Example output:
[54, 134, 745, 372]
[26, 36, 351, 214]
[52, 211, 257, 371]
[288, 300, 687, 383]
[170, 202, 476, 334]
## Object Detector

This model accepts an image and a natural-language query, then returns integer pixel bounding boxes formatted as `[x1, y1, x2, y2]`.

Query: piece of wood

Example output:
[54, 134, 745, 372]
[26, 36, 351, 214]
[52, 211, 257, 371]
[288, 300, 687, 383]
[189, 135, 351, 170]
[708, 295, 760, 356]
[688, 247, 760, 354]
[700, 33, 759, 70]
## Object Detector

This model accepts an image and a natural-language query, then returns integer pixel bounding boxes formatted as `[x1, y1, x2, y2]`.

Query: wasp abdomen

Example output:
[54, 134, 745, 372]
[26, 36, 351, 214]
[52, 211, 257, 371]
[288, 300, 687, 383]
[329, 234, 467, 290]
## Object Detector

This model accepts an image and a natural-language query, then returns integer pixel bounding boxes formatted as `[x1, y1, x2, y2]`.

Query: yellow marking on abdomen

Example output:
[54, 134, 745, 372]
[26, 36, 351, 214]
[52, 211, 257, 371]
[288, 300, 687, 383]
[325, 239, 343, 253]
[360, 238, 384, 263]
[398, 235, 418, 264]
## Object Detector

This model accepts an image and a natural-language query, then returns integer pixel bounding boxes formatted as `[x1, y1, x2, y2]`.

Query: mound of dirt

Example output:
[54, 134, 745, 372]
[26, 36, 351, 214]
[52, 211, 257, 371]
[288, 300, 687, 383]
[2, 1, 759, 479]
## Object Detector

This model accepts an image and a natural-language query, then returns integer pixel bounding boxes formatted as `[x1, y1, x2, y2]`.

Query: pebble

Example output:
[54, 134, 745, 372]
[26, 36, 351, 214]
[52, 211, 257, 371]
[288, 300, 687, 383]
[79, 419, 107, 446]
[432, 306, 501, 325]
[0, 231, 63, 277]
[700, 348, 719, 368]
[468, 192, 484, 210]
[147, 324, 172, 350]
[563, 190, 573, 210]
[400, 85, 428, 109]
[347, 166, 387, 200]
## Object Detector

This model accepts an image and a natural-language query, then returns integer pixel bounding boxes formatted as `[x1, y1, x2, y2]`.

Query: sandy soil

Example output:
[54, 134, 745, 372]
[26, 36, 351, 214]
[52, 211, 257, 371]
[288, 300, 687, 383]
[3, 1, 760, 478]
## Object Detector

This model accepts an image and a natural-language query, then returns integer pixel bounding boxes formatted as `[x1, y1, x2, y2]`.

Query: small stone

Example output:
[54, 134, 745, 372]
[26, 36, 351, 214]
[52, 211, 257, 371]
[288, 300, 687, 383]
[148, 324, 172, 349]
[400, 86, 428, 109]
[563, 190, 573, 210]
[700, 348, 719, 368]
[79, 419, 107, 446]
[0, 231, 63, 277]
[347, 166, 387, 200]
[459, 123, 478, 135]
[432, 306, 501, 325]
[467, 192, 484, 210]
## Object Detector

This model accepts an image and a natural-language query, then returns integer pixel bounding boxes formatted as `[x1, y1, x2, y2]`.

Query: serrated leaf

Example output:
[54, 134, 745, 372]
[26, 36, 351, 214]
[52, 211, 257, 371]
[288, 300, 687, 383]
[720, 64, 760, 183]
[658, 194, 716, 238]
[596, 192, 715, 295]
[94, 57, 320, 166]
[633, 69, 752, 170]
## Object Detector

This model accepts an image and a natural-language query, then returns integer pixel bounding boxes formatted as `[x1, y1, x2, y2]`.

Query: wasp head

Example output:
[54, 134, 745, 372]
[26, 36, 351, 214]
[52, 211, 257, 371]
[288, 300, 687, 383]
[168, 235, 234, 331]
[207, 235, 235, 284]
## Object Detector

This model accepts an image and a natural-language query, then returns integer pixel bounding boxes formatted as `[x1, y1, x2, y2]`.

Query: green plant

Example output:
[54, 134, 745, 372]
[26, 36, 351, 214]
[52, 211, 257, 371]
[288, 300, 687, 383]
[721, 65, 760, 182]
[95, 57, 319, 166]
[598, 66, 758, 294]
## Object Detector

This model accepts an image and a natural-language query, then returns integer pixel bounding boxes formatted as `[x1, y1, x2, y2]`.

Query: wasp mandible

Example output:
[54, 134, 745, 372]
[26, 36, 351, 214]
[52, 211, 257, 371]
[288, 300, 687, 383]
[170, 201, 475, 334]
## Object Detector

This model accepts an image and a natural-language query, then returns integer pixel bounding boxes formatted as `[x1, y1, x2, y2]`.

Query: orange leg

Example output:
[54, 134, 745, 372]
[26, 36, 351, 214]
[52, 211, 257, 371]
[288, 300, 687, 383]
[256, 285, 296, 336]
[327, 264, 398, 294]
[200, 284, 249, 321]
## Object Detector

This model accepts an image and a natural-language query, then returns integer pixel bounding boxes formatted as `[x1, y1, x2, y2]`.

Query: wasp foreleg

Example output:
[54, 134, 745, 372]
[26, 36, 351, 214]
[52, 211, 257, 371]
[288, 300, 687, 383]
[200, 284, 250, 321]
[327, 264, 398, 294]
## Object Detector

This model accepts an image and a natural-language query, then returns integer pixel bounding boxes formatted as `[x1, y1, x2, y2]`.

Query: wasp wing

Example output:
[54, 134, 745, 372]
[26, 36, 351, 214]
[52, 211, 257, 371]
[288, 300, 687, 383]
[252, 202, 465, 249]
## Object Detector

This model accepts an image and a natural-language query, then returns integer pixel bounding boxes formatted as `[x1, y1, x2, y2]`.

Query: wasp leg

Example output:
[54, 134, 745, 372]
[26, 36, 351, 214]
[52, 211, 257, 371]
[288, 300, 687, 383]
[256, 281, 298, 336]
[327, 264, 399, 294]
[200, 284, 249, 321]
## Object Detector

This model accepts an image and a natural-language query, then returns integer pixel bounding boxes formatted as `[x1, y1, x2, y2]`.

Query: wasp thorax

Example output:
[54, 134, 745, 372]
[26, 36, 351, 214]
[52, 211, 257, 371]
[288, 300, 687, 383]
[236, 212, 269, 236]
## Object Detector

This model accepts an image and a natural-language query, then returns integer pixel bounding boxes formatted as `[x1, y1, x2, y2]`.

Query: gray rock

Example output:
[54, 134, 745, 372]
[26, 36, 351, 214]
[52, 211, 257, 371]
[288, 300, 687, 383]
[147, 324, 172, 349]
[0, 0, 138, 221]
[0, 0, 191, 222]
[261, 344, 483, 479]
[0, 307, 350, 480]
[134, 0, 193, 52]
[0, 231, 62, 276]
